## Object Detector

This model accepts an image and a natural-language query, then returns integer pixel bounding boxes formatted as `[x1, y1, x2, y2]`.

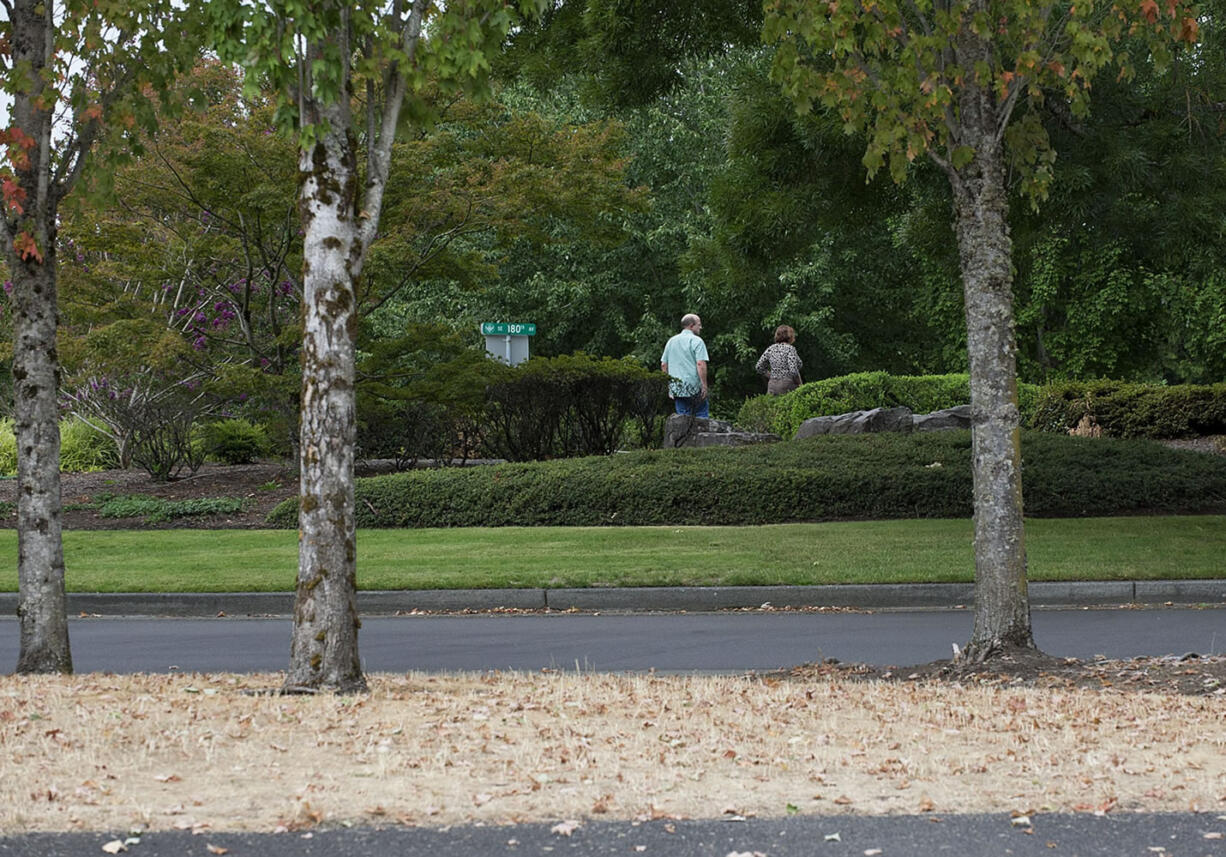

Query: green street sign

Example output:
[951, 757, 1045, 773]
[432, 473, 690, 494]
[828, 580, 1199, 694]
[480, 322, 536, 336]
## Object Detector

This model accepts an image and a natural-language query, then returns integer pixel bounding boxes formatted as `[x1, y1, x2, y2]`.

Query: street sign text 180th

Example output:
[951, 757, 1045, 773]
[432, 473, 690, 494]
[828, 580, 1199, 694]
[480, 322, 536, 336]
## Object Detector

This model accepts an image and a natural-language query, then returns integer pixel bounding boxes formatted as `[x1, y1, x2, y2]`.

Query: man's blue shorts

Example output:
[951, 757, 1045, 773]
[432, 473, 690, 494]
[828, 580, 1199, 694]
[673, 395, 709, 418]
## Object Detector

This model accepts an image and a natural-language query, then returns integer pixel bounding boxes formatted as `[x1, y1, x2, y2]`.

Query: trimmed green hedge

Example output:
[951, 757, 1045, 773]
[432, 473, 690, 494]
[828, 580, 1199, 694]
[737, 371, 1041, 439]
[267, 431, 1226, 528]
[1031, 380, 1226, 439]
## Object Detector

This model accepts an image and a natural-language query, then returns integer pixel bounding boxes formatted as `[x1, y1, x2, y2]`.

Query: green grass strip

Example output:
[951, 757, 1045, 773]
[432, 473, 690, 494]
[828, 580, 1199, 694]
[0, 516, 1222, 593]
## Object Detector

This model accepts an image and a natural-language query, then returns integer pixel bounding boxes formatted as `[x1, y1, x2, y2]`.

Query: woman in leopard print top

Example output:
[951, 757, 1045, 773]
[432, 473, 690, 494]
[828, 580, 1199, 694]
[755, 325, 803, 395]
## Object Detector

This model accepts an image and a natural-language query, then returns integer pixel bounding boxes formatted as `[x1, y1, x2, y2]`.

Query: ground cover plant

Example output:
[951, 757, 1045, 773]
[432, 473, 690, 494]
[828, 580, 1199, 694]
[0, 516, 1220, 593]
[0, 668, 1222, 834]
[266, 431, 1226, 528]
[87, 495, 250, 524]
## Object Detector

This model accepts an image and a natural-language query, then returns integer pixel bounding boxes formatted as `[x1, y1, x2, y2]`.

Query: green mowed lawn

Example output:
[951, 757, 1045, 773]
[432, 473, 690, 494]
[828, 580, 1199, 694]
[1, 516, 1222, 592]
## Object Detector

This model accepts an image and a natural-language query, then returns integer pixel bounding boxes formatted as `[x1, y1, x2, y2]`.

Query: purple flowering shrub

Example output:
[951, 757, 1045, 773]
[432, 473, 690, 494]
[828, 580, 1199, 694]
[61, 370, 218, 480]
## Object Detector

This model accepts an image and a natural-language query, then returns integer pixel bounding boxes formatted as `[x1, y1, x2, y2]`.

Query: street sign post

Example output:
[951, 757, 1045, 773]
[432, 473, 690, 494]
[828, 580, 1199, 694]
[481, 322, 536, 365]
[480, 322, 537, 337]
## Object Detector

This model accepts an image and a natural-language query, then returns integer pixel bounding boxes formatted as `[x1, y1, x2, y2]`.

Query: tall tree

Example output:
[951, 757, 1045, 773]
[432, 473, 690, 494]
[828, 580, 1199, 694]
[1, 0, 201, 673]
[765, 0, 1199, 660]
[207, 0, 543, 693]
[499, 0, 763, 107]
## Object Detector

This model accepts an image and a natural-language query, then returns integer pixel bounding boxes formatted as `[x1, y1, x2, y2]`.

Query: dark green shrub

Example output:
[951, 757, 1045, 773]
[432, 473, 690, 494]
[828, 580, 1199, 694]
[356, 323, 500, 469]
[1030, 380, 1226, 438]
[266, 431, 1226, 528]
[198, 418, 270, 465]
[357, 399, 470, 469]
[739, 371, 1040, 439]
[483, 354, 669, 461]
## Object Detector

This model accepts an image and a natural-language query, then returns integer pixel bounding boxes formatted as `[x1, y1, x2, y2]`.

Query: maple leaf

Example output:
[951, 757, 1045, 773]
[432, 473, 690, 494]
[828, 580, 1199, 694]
[13, 231, 43, 263]
[2, 177, 26, 215]
[1178, 17, 1199, 42]
[1139, 0, 1159, 23]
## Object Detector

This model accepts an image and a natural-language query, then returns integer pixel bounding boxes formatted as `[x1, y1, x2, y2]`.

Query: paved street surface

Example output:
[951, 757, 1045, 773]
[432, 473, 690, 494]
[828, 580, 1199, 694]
[1, 606, 1222, 674]
[3, 813, 1224, 856]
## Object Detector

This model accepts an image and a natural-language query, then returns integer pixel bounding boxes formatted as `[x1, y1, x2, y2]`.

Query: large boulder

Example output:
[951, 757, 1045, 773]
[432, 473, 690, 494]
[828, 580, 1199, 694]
[664, 414, 780, 448]
[794, 406, 914, 440]
[912, 404, 973, 432]
[794, 404, 973, 440]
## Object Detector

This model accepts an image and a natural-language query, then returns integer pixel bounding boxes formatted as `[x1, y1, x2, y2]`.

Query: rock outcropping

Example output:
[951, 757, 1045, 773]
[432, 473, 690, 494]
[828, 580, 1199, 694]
[795, 405, 972, 440]
[664, 415, 781, 448]
[662, 405, 973, 448]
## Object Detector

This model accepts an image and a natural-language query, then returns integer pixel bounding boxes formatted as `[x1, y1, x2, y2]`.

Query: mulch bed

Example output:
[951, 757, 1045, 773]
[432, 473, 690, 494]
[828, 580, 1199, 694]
[0, 462, 298, 530]
[774, 646, 1226, 697]
[0, 460, 394, 530]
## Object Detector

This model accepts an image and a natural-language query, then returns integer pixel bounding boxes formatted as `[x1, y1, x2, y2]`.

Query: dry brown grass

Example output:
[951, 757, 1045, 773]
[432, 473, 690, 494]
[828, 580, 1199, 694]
[2, 671, 1224, 833]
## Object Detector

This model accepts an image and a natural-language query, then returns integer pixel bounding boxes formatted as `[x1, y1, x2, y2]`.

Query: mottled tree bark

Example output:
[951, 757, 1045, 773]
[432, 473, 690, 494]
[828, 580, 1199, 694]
[284, 99, 367, 694]
[945, 33, 1035, 662]
[7, 0, 72, 674]
[276, 0, 429, 694]
[11, 252, 72, 674]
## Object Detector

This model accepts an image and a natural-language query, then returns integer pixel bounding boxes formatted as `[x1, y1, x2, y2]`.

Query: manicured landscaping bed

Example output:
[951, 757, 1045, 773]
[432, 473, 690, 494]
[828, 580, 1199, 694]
[268, 431, 1226, 528]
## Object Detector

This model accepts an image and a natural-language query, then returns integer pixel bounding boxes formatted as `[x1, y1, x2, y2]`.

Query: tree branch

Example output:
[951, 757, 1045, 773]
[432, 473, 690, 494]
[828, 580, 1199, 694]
[358, 0, 428, 254]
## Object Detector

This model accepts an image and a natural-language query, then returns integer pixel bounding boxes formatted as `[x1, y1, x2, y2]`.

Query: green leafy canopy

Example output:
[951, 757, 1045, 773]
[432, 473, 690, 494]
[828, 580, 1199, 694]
[764, 0, 1201, 199]
[206, 0, 546, 146]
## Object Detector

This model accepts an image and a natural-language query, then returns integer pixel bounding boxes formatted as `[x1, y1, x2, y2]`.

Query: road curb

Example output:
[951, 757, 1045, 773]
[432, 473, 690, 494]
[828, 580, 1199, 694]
[0, 581, 1222, 617]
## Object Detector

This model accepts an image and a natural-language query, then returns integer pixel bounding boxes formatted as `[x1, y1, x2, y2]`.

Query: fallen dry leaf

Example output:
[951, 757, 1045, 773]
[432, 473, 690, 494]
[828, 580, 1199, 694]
[550, 820, 581, 837]
[0, 671, 1223, 834]
[100, 842, 125, 855]
[206, 846, 228, 855]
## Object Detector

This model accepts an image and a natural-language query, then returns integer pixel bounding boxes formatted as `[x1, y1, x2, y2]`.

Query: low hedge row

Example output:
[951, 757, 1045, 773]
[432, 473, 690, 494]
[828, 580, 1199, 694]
[737, 371, 1041, 439]
[266, 431, 1226, 528]
[1030, 380, 1226, 439]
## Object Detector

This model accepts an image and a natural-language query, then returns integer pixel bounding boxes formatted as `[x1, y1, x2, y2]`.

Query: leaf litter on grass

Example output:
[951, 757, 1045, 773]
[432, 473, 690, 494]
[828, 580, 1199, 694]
[1, 669, 1224, 833]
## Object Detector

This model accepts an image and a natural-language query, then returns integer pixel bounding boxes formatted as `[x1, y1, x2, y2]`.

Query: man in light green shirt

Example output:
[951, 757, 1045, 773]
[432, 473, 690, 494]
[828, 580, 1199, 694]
[660, 313, 710, 417]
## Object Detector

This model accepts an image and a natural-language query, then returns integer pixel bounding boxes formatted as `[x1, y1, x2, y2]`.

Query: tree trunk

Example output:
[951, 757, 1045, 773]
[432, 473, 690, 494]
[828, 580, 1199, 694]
[12, 250, 73, 674]
[283, 107, 367, 694]
[947, 64, 1035, 663]
[9, 0, 72, 675]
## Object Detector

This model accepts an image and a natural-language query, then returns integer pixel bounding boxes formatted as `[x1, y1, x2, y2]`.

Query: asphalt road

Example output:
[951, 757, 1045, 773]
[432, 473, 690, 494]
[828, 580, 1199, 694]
[2, 606, 1223, 673]
[4, 813, 1224, 857]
